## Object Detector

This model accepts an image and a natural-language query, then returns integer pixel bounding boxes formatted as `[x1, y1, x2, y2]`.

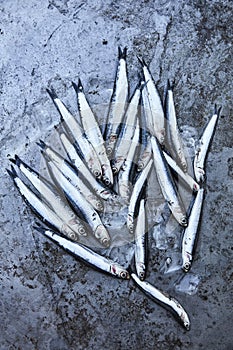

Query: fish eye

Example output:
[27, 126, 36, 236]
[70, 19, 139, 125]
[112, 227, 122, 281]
[181, 217, 188, 227]
[139, 272, 145, 280]
[104, 177, 111, 186]
[97, 202, 104, 211]
[120, 271, 128, 279]
[112, 166, 118, 174]
[94, 169, 101, 178]
[69, 232, 78, 241]
[102, 238, 110, 248]
[106, 146, 112, 155]
[78, 226, 86, 235]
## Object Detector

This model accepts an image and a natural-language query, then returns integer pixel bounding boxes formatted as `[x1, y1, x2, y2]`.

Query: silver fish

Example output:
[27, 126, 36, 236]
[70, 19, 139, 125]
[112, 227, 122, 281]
[104, 47, 129, 156]
[163, 151, 200, 192]
[139, 58, 165, 144]
[151, 136, 187, 227]
[12, 155, 87, 236]
[46, 88, 102, 178]
[112, 81, 142, 174]
[46, 159, 111, 248]
[194, 105, 221, 183]
[36, 227, 130, 279]
[127, 159, 153, 233]
[7, 167, 80, 242]
[117, 118, 140, 202]
[38, 140, 104, 212]
[182, 188, 205, 272]
[72, 79, 113, 186]
[57, 131, 117, 202]
[137, 97, 152, 172]
[164, 80, 188, 172]
[131, 273, 190, 330]
[134, 199, 147, 281]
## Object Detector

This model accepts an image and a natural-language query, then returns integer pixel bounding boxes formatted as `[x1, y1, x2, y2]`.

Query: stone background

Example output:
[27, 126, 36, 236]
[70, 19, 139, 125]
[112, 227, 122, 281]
[0, 1, 233, 349]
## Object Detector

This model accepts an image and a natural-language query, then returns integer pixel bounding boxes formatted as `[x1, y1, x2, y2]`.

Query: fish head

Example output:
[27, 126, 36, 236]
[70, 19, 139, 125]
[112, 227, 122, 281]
[94, 225, 111, 248]
[127, 214, 134, 234]
[169, 204, 188, 227]
[110, 265, 130, 279]
[182, 252, 192, 273]
[62, 225, 80, 242]
[136, 262, 146, 281]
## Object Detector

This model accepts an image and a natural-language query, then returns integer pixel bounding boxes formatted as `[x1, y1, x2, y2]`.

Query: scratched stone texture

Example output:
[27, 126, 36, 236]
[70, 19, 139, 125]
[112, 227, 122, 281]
[0, 1, 233, 349]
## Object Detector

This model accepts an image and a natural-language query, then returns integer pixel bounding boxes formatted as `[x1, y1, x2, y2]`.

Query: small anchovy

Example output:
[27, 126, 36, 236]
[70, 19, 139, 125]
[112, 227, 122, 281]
[35, 227, 130, 279]
[117, 118, 140, 202]
[194, 105, 221, 183]
[139, 58, 165, 144]
[151, 136, 187, 227]
[182, 188, 205, 272]
[104, 46, 129, 156]
[11, 155, 87, 236]
[163, 151, 200, 192]
[134, 199, 147, 281]
[112, 81, 142, 174]
[164, 80, 188, 172]
[46, 88, 102, 179]
[72, 79, 113, 187]
[54, 132, 117, 202]
[7, 167, 80, 242]
[46, 158, 111, 248]
[131, 273, 190, 330]
[137, 96, 152, 172]
[38, 140, 104, 212]
[127, 159, 153, 233]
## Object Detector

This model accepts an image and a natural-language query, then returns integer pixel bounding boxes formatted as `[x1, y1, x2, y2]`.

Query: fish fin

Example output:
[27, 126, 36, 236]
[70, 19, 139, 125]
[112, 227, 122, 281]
[6, 166, 17, 180]
[137, 56, 147, 67]
[118, 46, 127, 59]
[36, 139, 46, 150]
[46, 87, 58, 100]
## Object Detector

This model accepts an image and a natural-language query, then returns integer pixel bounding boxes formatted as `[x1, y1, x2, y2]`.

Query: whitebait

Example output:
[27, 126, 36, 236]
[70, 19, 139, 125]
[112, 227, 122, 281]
[139, 58, 165, 144]
[7, 167, 80, 242]
[11, 155, 87, 236]
[134, 199, 147, 281]
[194, 105, 221, 183]
[72, 79, 113, 186]
[57, 130, 117, 202]
[117, 118, 140, 202]
[104, 47, 129, 156]
[127, 159, 153, 233]
[131, 273, 190, 330]
[35, 227, 130, 279]
[164, 80, 188, 172]
[112, 81, 142, 174]
[46, 158, 111, 248]
[151, 136, 187, 227]
[182, 188, 205, 272]
[38, 140, 104, 212]
[46, 88, 102, 179]
[163, 151, 199, 192]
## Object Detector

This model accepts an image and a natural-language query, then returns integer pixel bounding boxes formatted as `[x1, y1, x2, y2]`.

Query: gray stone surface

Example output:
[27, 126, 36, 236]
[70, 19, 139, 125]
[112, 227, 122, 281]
[0, 1, 233, 349]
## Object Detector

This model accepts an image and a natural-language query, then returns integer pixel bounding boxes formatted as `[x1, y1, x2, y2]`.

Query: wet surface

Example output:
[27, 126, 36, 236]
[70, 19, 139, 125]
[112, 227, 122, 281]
[1, 1, 233, 349]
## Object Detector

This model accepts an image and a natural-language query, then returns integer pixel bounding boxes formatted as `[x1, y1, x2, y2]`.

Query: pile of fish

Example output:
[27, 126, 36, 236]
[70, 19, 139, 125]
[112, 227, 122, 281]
[8, 47, 221, 331]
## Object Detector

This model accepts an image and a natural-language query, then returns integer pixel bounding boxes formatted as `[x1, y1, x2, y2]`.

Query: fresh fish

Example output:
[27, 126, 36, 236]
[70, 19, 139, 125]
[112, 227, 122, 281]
[46, 88, 102, 179]
[11, 155, 87, 236]
[137, 95, 152, 172]
[104, 46, 129, 156]
[35, 226, 130, 279]
[182, 188, 205, 272]
[53, 132, 118, 202]
[164, 80, 188, 172]
[46, 158, 111, 248]
[7, 167, 80, 242]
[134, 199, 147, 281]
[127, 159, 153, 233]
[117, 118, 140, 202]
[163, 151, 200, 192]
[194, 105, 221, 183]
[112, 81, 142, 174]
[139, 58, 165, 144]
[38, 140, 104, 212]
[131, 273, 190, 330]
[72, 79, 113, 186]
[151, 136, 187, 227]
